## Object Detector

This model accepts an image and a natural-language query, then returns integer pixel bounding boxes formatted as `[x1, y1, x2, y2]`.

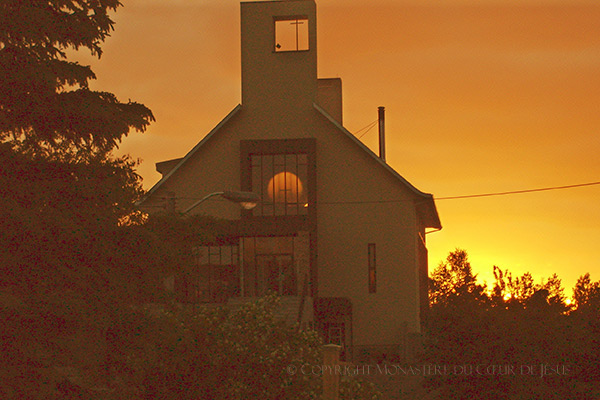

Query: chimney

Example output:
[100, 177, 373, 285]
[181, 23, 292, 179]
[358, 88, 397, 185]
[378, 106, 386, 161]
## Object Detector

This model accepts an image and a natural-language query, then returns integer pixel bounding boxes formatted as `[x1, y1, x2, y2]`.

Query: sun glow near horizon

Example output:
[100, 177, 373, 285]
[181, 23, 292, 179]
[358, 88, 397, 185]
[93, 0, 600, 296]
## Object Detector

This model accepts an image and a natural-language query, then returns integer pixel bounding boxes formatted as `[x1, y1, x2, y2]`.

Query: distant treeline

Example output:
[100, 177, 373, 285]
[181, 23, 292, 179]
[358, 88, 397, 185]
[424, 249, 600, 399]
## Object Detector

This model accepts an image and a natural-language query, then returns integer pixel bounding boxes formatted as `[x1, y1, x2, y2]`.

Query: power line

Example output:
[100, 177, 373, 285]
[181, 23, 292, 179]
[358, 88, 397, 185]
[436, 181, 600, 201]
[147, 181, 600, 204]
[353, 119, 378, 134]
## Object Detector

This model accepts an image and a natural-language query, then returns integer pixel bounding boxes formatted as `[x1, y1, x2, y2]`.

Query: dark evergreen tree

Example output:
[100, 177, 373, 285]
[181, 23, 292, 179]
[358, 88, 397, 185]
[1, 1, 153, 397]
[0, 0, 153, 158]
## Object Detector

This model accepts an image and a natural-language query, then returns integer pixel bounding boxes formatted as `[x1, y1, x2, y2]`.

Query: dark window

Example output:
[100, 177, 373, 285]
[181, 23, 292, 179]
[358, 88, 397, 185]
[368, 243, 376, 294]
[176, 245, 240, 303]
[275, 17, 309, 52]
[251, 153, 308, 216]
[242, 236, 298, 296]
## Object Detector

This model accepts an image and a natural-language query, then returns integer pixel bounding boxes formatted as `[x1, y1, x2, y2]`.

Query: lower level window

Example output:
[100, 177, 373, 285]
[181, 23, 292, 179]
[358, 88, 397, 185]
[175, 245, 240, 303]
[242, 236, 304, 296]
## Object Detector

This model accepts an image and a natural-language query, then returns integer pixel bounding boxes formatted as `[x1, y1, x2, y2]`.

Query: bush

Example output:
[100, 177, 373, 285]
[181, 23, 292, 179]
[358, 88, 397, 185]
[119, 296, 320, 399]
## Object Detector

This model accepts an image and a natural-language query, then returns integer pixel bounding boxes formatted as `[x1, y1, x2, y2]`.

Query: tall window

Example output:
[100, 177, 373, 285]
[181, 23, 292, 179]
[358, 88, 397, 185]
[241, 138, 315, 219]
[275, 17, 309, 52]
[176, 245, 239, 303]
[251, 153, 308, 216]
[368, 243, 376, 294]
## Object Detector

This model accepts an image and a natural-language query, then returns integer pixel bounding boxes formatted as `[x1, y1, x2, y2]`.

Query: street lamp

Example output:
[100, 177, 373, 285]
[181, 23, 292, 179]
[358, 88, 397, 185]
[183, 191, 260, 214]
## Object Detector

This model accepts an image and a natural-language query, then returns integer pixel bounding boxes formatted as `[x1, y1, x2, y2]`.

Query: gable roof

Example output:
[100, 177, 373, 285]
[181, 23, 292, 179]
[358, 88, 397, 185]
[138, 104, 242, 204]
[313, 103, 441, 230]
[139, 102, 441, 230]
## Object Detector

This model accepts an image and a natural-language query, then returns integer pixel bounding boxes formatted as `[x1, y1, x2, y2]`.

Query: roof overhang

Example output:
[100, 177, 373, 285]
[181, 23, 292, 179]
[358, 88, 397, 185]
[314, 102, 441, 230]
[137, 104, 242, 206]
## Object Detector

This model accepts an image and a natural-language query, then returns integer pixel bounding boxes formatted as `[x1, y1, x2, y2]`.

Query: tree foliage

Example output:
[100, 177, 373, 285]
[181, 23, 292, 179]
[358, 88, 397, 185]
[429, 249, 487, 307]
[107, 295, 380, 400]
[0, 0, 153, 158]
[1, 1, 154, 398]
[424, 249, 600, 400]
[0, 146, 157, 398]
[573, 273, 600, 312]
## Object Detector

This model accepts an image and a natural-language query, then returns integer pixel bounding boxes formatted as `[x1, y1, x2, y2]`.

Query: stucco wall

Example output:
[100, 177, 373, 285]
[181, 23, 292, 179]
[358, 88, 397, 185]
[144, 0, 426, 350]
[241, 1, 318, 117]
[312, 112, 422, 346]
[147, 103, 423, 345]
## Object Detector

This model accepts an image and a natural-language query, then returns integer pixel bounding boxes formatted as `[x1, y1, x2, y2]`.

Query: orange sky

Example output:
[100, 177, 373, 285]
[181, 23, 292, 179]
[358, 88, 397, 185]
[77, 0, 600, 294]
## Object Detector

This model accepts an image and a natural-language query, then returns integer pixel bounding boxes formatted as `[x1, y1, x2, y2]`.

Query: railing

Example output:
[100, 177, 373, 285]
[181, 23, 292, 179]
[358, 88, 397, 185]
[296, 272, 310, 328]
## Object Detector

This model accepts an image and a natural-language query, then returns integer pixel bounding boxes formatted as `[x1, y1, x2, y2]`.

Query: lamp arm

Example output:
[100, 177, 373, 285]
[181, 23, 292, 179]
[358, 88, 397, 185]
[183, 191, 225, 214]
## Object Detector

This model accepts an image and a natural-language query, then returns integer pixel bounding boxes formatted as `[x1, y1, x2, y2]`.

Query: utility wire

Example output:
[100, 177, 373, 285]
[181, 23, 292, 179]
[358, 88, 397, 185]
[353, 119, 378, 139]
[435, 181, 600, 201]
[353, 119, 378, 134]
[148, 181, 600, 203]
[357, 122, 378, 139]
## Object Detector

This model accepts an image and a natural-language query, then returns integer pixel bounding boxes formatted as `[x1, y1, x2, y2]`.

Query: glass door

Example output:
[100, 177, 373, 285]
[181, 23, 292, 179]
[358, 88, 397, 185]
[256, 254, 296, 296]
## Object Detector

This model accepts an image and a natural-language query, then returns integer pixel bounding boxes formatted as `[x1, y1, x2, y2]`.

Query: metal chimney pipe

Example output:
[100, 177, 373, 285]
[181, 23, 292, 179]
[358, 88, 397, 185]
[378, 106, 386, 161]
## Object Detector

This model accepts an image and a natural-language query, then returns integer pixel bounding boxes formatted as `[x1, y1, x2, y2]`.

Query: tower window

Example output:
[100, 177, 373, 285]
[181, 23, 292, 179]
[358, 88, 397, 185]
[275, 17, 309, 52]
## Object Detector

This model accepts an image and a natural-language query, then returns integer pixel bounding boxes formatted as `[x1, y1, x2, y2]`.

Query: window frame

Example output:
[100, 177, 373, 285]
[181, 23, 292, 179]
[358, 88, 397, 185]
[241, 138, 316, 221]
[368, 243, 376, 294]
[274, 15, 309, 53]
[241, 235, 298, 297]
[250, 153, 309, 217]
[176, 244, 240, 303]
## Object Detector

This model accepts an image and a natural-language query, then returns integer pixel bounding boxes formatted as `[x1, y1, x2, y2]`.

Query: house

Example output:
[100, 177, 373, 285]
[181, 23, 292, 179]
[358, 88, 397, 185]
[139, 0, 441, 360]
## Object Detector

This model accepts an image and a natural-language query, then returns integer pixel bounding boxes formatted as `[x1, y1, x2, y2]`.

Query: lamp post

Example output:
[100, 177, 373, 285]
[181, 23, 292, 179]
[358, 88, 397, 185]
[183, 191, 260, 214]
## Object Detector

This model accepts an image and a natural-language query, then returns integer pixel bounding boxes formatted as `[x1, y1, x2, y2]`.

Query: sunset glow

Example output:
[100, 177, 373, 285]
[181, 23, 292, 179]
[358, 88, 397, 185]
[79, 0, 600, 293]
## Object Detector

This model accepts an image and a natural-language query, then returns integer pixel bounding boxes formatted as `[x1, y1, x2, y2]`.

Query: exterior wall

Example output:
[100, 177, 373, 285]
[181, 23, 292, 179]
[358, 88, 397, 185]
[145, 110, 245, 219]
[317, 78, 342, 124]
[312, 114, 422, 348]
[146, 105, 424, 344]
[143, 0, 434, 355]
[241, 0, 318, 119]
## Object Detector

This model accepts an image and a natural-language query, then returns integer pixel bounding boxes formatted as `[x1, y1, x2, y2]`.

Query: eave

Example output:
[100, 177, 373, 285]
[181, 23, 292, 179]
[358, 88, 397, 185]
[137, 104, 242, 206]
[313, 102, 441, 230]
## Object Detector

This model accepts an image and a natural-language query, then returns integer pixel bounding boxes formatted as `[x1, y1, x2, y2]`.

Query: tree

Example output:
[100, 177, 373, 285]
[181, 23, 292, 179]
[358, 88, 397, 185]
[425, 250, 491, 390]
[491, 267, 536, 305]
[572, 273, 600, 312]
[1, 1, 153, 397]
[0, 0, 154, 249]
[0, 0, 154, 298]
[570, 274, 600, 383]
[429, 249, 488, 307]
[424, 250, 598, 400]
[0, 0, 153, 159]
